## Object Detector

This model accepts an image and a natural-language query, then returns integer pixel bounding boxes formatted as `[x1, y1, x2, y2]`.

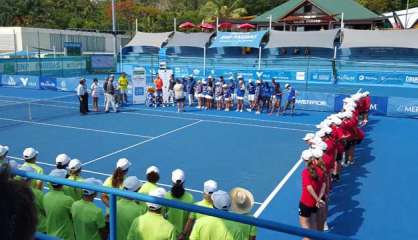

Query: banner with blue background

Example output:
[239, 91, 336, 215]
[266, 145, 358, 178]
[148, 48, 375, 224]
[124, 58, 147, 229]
[210, 31, 268, 49]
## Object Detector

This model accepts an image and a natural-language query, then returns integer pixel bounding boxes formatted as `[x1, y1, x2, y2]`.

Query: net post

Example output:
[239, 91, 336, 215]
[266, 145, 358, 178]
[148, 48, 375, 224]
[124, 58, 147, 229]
[109, 194, 117, 240]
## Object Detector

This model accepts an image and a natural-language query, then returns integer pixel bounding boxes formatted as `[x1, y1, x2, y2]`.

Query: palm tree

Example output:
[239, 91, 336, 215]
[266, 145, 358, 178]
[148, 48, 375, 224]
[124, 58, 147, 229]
[199, 0, 247, 22]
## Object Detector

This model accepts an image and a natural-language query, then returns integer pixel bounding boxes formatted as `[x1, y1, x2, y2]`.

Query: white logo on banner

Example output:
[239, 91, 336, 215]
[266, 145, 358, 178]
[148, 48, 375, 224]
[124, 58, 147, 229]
[296, 99, 327, 106]
[61, 80, 67, 89]
[211, 70, 216, 75]
[397, 104, 418, 113]
[406, 76, 418, 84]
[20, 77, 29, 86]
[193, 69, 200, 75]
[7, 76, 16, 86]
[256, 72, 263, 78]
[296, 72, 305, 81]
[358, 75, 365, 81]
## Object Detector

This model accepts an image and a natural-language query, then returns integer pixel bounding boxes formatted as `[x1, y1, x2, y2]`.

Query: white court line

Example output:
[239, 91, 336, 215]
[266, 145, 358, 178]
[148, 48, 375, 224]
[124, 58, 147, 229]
[0, 117, 153, 138]
[82, 120, 203, 167]
[9, 156, 262, 205]
[253, 158, 304, 218]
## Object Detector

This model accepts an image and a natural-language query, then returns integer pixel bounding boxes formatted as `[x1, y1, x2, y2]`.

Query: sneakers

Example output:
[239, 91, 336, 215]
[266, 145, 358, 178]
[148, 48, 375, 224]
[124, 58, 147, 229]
[235, 109, 239, 112]
[256, 111, 260, 115]
[323, 222, 329, 231]
[246, 108, 252, 112]
[225, 109, 230, 112]
[240, 110, 243, 112]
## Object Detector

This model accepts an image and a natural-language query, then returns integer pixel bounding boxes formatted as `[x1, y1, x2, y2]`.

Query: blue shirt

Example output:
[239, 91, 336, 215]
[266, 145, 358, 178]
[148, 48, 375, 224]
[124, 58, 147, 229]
[255, 84, 262, 98]
[187, 79, 195, 94]
[215, 86, 223, 97]
[237, 85, 245, 97]
[247, 83, 255, 94]
[262, 83, 271, 97]
[195, 84, 203, 94]
[224, 88, 232, 98]
[287, 87, 296, 101]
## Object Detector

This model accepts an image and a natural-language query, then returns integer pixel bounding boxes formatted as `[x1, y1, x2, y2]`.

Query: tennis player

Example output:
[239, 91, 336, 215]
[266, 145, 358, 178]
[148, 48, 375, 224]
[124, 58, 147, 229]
[214, 81, 223, 110]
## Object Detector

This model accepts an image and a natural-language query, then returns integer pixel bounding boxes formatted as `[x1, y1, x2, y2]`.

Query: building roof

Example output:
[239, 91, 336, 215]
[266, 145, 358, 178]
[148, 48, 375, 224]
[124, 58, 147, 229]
[253, 0, 379, 23]
[383, 7, 418, 29]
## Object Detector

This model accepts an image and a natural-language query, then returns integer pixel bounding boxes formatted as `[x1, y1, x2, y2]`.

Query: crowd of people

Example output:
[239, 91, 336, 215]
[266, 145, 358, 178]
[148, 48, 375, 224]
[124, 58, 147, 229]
[0, 146, 257, 240]
[148, 74, 297, 115]
[297, 90, 371, 239]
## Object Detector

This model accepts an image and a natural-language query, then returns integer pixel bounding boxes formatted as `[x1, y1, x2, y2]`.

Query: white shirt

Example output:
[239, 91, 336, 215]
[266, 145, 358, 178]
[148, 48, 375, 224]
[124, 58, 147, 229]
[90, 82, 99, 97]
[173, 83, 184, 99]
[76, 84, 86, 96]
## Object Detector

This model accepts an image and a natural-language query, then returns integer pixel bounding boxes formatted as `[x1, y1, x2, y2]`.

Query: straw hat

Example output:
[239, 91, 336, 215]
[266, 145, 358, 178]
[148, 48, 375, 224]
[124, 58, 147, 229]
[230, 187, 254, 214]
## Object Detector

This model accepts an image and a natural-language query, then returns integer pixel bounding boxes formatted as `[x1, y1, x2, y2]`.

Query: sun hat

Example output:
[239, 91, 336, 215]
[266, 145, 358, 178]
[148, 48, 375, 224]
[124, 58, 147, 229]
[147, 187, 166, 210]
[68, 159, 82, 171]
[230, 187, 254, 214]
[211, 190, 231, 211]
[303, 133, 315, 141]
[300, 149, 313, 161]
[23, 147, 38, 160]
[146, 165, 160, 175]
[123, 176, 142, 192]
[56, 154, 71, 165]
[0, 145, 9, 157]
[116, 158, 131, 171]
[204, 180, 218, 194]
[172, 169, 185, 184]
[83, 178, 103, 196]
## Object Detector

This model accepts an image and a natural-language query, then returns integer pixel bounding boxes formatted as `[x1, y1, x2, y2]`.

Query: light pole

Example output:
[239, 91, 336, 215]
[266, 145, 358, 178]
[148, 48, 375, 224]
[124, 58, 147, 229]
[112, 0, 117, 58]
[405, 0, 410, 28]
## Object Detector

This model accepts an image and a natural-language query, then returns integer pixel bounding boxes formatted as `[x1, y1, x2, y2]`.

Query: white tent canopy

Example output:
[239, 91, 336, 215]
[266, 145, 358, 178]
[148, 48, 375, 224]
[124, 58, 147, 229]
[383, 7, 418, 29]
[126, 31, 172, 48]
[265, 29, 339, 49]
[165, 32, 213, 49]
[340, 29, 418, 49]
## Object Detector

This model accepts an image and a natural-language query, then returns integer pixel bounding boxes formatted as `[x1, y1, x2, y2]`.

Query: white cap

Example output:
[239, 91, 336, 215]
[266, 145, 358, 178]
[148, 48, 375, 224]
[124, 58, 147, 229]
[222, 84, 228, 88]
[172, 169, 185, 184]
[123, 176, 142, 192]
[285, 83, 290, 88]
[116, 158, 131, 171]
[248, 79, 253, 83]
[83, 178, 103, 196]
[208, 75, 213, 79]
[147, 187, 166, 209]
[300, 149, 313, 161]
[237, 75, 243, 79]
[211, 190, 231, 211]
[330, 117, 342, 125]
[146, 165, 160, 175]
[0, 145, 9, 157]
[363, 91, 370, 96]
[56, 154, 71, 165]
[204, 180, 218, 194]
[303, 133, 315, 141]
[68, 159, 82, 171]
[315, 130, 326, 138]
[23, 147, 38, 160]
[311, 148, 323, 158]
[202, 80, 207, 84]
[311, 137, 323, 146]
[256, 80, 261, 84]
[322, 126, 333, 135]
[313, 141, 328, 151]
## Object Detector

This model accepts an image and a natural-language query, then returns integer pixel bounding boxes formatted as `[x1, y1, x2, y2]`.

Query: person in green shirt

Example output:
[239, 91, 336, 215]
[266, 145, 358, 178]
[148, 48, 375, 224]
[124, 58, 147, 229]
[65, 159, 84, 201]
[117, 176, 147, 240]
[0, 145, 9, 165]
[165, 169, 194, 239]
[18, 164, 47, 233]
[127, 187, 176, 240]
[43, 169, 75, 240]
[22, 147, 44, 190]
[101, 158, 131, 207]
[183, 179, 218, 239]
[55, 153, 71, 170]
[138, 165, 160, 195]
[71, 178, 107, 240]
[118, 72, 129, 105]
[229, 187, 257, 240]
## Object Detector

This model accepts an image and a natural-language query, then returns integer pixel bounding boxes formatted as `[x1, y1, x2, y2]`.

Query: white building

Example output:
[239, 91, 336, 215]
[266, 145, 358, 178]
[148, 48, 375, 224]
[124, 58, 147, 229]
[0, 27, 131, 54]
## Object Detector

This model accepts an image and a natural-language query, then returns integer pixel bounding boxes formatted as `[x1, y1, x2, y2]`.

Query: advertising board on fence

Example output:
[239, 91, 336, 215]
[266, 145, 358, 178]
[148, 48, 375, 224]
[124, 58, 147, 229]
[387, 97, 418, 118]
[1, 75, 39, 89]
[295, 91, 335, 112]
[39, 76, 57, 90]
[132, 67, 147, 104]
[334, 94, 388, 115]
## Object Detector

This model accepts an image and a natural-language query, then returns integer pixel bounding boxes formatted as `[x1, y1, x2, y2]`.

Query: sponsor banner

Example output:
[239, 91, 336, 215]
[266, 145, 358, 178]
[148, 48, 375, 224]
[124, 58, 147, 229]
[387, 97, 418, 118]
[1, 75, 39, 89]
[56, 77, 80, 92]
[405, 74, 418, 85]
[295, 91, 335, 112]
[336, 71, 415, 85]
[210, 31, 268, 48]
[335, 94, 388, 115]
[132, 67, 147, 104]
[39, 76, 57, 90]
[310, 71, 332, 82]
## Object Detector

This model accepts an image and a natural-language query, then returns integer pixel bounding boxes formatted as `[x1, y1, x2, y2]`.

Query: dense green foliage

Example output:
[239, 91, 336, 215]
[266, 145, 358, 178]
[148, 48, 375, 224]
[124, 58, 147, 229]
[0, 0, 416, 33]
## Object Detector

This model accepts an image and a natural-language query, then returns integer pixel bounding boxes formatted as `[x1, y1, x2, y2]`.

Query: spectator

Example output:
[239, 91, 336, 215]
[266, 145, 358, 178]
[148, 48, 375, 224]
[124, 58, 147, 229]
[174, 79, 186, 112]
[254, 80, 263, 114]
[118, 72, 129, 105]
[195, 80, 204, 109]
[90, 78, 100, 112]
[117, 176, 147, 240]
[0, 166, 38, 240]
[77, 79, 88, 115]
[223, 84, 232, 111]
[230, 187, 257, 240]
[102, 158, 131, 207]
[138, 165, 160, 195]
[43, 169, 75, 240]
[205, 76, 214, 110]
[105, 76, 118, 113]
[165, 169, 194, 239]
[55, 153, 71, 170]
[183, 180, 218, 238]
[21, 147, 43, 190]
[103, 77, 109, 106]
[0, 145, 9, 165]
[71, 178, 107, 240]
[154, 74, 164, 107]
[127, 188, 176, 240]
[18, 165, 47, 233]
[66, 159, 84, 201]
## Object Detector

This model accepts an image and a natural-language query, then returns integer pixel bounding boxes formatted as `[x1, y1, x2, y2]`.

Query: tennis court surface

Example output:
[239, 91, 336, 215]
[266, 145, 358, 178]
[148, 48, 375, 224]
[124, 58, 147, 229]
[1, 87, 417, 239]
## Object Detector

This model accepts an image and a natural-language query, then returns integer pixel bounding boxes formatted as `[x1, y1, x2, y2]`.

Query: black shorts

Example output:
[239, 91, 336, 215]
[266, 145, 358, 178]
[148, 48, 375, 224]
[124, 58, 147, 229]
[336, 153, 343, 162]
[176, 97, 185, 103]
[344, 140, 356, 151]
[299, 202, 318, 218]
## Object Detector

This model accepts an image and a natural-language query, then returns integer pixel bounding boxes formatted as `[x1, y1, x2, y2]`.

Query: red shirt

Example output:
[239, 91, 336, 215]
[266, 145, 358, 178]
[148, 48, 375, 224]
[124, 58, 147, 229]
[331, 126, 345, 153]
[154, 78, 163, 90]
[300, 167, 324, 207]
[360, 96, 371, 113]
[322, 153, 335, 174]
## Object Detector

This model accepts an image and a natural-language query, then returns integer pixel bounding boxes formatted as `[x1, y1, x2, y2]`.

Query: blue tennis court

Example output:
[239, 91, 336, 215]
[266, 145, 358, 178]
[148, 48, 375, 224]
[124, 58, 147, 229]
[1, 87, 417, 239]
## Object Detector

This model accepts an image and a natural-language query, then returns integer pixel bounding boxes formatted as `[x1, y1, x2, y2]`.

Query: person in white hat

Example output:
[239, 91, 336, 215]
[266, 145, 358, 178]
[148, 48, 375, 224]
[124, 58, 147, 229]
[71, 178, 107, 240]
[223, 84, 232, 111]
[195, 79, 204, 109]
[214, 81, 224, 110]
[283, 83, 297, 115]
[55, 153, 71, 170]
[21, 147, 43, 190]
[254, 79, 263, 114]
[205, 77, 214, 110]
[246, 78, 256, 112]
[66, 159, 84, 201]
[138, 165, 160, 195]
[117, 176, 147, 240]
[303, 133, 315, 146]
[127, 188, 176, 240]
[183, 180, 218, 238]
[359, 91, 371, 126]
[230, 187, 257, 239]
[18, 165, 47, 233]
[0, 145, 9, 165]
[43, 169, 75, 240]
[102, 158, 131, 208]
[165, 169, 194, 239]
[236, 79, 246, 112]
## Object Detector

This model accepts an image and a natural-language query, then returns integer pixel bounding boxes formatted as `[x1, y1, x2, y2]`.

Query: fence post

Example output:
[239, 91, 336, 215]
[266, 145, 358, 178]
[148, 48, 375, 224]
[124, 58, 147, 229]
[109, 194, 117, 240]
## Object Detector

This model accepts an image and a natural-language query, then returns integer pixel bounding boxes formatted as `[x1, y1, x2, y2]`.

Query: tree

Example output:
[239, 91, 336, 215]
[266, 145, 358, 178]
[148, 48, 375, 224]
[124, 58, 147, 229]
[199, 0, 247, 21]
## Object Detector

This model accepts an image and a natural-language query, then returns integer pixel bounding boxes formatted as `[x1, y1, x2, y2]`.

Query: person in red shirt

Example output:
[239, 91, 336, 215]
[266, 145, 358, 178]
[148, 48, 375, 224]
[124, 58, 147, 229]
[154, 74, 164, 107]
[329, 116, 345, 182]
[359, 92, 371, 126]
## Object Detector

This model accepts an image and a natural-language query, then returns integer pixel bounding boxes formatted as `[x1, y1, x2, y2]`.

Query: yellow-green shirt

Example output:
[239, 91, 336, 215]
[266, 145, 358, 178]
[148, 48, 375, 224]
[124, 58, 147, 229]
[103, 176, 124, 189]
[127, 211, 176, 240]
[138, 182, 158, 195]
[190, 199, 213, 220]
[118, 76, 129, 90]
[164, 191, 194, 236]
[71, 199, 106, 240]
[32, 187, 47, 233]
[65, 175, 84, 201]
[21, 162, 43, 188]
[117, 198, 148, 240]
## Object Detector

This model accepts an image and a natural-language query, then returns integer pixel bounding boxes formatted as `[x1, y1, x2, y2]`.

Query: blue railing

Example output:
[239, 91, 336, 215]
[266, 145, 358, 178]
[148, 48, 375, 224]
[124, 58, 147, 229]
[12, 169, 355, 240]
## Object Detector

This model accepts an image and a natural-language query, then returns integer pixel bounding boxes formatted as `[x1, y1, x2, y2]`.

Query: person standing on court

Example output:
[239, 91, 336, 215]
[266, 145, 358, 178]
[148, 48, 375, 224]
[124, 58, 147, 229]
[90, 78, 100, 112]
[105, 75, 118, 113]
[118, 72, 129, 105]
[174, 79, 185, 112]
[283, 83, 297, 115]
[77, 79, 88, 115]
[43, 169, 75, 240]
[154, 74, 164, 107]
[127, 188, 176, 240]
[71, 178, 107, 240]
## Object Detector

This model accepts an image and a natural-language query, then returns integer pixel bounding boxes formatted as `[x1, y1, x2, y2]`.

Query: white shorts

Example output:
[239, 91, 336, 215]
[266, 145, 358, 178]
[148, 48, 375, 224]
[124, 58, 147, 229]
[224, 98, 230, 101]
[198, 93, 204, 98]
[215, 96, 222, 101]
[237, 96, 244, 100]
[205, 95, 213, 100]
[248, 94, 255, 101]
